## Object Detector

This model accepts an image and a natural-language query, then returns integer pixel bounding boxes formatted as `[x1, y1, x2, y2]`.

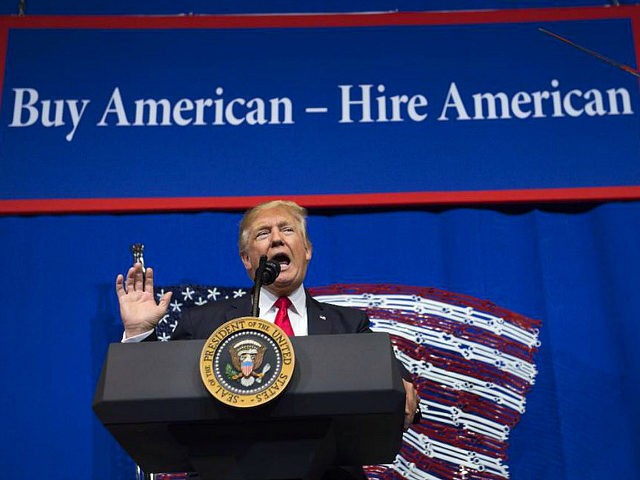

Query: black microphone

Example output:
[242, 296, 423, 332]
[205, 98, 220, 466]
[252, 255, 281, 317]
[261, 258, 281, 286]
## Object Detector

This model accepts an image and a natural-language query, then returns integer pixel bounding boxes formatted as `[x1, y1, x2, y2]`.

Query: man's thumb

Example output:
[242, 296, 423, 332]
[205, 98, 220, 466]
[158, 291, 173, 310]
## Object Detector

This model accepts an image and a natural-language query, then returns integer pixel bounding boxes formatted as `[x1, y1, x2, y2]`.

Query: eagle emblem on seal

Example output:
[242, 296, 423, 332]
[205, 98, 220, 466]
[226, 339, 271, 387]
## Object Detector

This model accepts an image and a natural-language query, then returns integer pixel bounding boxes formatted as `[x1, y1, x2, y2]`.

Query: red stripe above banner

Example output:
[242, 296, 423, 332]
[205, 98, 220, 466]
[2, 186, 639, 215]
[1, 6, 639, 29]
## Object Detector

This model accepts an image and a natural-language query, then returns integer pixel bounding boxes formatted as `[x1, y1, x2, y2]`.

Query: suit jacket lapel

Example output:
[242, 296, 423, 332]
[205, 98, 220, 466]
[306, 291, 332, 335]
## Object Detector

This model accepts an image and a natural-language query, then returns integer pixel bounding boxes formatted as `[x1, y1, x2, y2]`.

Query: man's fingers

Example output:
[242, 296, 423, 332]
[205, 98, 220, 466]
[404, 415, 412, 431]
[134, 263, 144, 291]
[402, 379, 419, 430]
[403, 404, 416, 430]
[115, 274, 125, 297]
[144, 266, 155, 292]
[125, 266, 135, 291]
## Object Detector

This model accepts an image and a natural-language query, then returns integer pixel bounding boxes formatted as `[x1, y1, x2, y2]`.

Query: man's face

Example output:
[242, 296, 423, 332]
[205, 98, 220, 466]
[241, 207, 312, 297]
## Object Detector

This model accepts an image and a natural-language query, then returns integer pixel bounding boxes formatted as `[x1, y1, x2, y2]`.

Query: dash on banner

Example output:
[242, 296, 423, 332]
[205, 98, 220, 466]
[305, 107, 329, 113]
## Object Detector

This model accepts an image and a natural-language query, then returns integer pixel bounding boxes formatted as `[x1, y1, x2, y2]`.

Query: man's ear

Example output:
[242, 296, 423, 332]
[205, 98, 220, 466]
[305, 242, 313, 261]
[240, 251, 252, 271]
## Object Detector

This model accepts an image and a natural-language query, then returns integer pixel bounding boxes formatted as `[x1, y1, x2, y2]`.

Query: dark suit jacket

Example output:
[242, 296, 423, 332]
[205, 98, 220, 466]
[171, 289, 371, 340]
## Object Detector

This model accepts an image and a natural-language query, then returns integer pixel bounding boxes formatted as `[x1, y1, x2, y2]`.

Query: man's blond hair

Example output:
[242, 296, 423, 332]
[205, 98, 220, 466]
[238, 200, 310, 253]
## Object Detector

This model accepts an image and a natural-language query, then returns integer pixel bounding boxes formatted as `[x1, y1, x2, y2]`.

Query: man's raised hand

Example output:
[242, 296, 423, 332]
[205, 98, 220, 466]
[115, 263, 172, 338]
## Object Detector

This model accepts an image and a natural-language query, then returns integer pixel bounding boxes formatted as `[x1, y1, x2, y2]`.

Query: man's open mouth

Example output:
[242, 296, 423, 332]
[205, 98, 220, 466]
[271, 253, 291, 268]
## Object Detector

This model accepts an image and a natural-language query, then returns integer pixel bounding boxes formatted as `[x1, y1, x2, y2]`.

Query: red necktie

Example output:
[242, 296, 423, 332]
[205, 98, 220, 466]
[274, 296, 294, 336]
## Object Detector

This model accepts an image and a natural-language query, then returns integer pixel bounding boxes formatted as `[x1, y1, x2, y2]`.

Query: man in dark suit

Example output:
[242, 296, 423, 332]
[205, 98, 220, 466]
[116, 200, 418, 428]
[171, 290, 371, 340]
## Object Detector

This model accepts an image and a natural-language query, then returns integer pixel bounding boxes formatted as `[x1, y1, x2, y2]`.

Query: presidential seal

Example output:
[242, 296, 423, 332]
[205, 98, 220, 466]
[199, 317, 295, 408]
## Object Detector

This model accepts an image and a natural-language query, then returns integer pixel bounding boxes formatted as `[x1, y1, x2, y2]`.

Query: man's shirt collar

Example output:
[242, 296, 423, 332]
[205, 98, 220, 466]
[259, 284, 306, 316]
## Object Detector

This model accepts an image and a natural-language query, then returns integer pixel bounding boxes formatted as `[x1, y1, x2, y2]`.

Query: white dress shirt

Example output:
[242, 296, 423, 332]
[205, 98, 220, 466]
[259, 283, 308, 336]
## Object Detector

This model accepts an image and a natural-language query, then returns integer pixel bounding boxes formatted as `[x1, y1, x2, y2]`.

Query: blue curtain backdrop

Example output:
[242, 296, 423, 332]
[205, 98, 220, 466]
[0, 201, 638, 479]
